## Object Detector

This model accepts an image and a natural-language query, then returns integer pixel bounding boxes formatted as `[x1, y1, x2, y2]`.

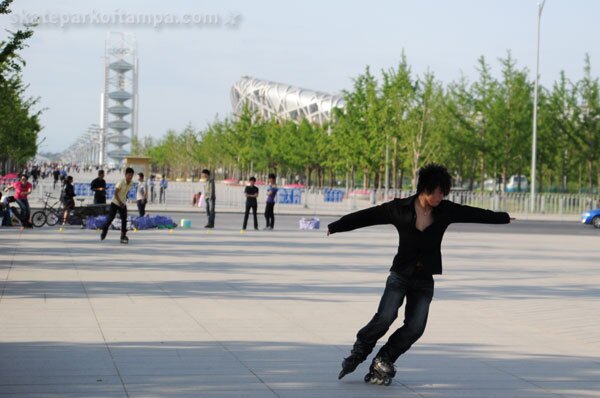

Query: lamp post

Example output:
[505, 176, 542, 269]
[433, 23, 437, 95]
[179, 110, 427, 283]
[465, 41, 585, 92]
[531, 0, 546, 213]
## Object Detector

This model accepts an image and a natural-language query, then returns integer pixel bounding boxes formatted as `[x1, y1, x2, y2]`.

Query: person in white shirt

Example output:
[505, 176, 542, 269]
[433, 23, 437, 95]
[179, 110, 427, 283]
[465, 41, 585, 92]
[101, 167, 134, 244]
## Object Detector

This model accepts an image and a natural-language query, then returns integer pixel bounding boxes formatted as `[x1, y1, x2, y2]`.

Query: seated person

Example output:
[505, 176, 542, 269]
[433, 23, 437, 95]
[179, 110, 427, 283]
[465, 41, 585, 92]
[1, 194, 31, 227]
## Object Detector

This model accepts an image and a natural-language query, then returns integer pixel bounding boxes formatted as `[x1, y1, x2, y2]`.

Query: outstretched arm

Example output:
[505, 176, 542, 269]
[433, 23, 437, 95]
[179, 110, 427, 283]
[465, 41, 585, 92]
[446, 201, 511, 224]
[327, 202, 392, 235]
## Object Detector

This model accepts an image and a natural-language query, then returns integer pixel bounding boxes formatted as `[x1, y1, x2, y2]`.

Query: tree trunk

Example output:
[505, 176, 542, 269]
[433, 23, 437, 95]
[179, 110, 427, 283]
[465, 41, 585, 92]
[328, 168, 334, 188]
[399, 167, 404, 194]
[479, 152, 485, 192]
[589, 159, 594, 194]
[305, 164, 311, 188]
[392, 137, 398, 193]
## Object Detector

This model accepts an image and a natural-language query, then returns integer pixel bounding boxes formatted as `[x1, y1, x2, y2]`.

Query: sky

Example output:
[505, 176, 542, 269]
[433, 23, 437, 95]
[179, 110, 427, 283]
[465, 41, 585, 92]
[2, 0, 599, 153]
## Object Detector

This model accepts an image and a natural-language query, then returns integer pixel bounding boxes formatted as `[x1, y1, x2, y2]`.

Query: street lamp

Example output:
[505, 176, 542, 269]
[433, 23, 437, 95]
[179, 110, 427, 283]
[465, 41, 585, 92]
[531, 0, 546, 213]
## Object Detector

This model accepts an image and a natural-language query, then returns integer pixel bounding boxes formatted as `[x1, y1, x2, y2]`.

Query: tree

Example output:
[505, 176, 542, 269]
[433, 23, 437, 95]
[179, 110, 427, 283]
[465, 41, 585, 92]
[0, 0, 41, 174]
[572, 55, 600, 194]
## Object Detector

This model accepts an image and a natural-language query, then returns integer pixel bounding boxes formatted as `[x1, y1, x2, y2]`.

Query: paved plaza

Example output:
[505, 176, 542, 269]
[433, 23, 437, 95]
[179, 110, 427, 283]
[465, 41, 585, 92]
[0, 214, 599, 397]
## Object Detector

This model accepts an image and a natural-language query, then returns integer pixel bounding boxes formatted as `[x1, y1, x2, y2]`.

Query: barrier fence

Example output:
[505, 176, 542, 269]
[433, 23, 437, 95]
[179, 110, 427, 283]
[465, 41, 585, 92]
[23, 181, 598, 215]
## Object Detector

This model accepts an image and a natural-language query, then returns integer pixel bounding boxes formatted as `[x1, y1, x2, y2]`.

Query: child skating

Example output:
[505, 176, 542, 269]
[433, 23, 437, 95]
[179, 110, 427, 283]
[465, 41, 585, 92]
[328, 164, 512, 385]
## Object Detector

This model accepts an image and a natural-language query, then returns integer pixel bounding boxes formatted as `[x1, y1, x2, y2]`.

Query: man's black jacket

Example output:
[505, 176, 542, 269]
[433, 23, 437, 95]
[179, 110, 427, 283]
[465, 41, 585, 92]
[327, 195, 510, 275]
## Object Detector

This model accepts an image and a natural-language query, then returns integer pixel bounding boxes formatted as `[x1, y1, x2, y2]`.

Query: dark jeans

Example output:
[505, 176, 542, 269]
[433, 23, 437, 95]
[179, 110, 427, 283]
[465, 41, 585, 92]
[93, 195, 106, 205]
[137, 199, 146, 217]
[264, 202, 275, 228]
[17, 198, 30, 222]
[205, 198, 215, 226]
[103, 203, 127, 238]
[159, 187, 166, 203]
[243, 202, 258, 229]
[354, 272, 434, 363]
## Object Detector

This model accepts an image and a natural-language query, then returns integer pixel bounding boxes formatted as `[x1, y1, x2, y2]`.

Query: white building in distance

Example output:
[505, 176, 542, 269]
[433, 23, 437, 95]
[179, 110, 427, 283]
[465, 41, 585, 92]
[231, 76, 344, 125]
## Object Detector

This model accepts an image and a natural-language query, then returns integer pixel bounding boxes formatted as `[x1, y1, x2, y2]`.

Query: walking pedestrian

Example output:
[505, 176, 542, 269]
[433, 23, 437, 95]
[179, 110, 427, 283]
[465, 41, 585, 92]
[61, 176, 75, 226]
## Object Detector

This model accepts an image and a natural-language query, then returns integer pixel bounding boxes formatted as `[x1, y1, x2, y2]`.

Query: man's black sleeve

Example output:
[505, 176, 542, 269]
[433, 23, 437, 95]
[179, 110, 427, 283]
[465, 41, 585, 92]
[446, 201, 510, 224]
[328, 202, 392, 234]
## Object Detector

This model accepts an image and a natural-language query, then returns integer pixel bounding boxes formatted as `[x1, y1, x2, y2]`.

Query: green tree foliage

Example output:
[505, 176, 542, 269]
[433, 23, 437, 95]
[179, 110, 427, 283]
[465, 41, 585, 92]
[138, 52, 598, 194]
[0, 0, 41, 174]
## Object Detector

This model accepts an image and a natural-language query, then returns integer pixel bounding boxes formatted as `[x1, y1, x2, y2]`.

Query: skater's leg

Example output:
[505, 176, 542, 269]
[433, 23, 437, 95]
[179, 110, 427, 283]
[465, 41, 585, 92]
[118, 205, 128, 238]
[356, 272, 409, 347]
[101, 203, 119, 239]
[339, 272, 408, 379]
[375, 277, 434, 363]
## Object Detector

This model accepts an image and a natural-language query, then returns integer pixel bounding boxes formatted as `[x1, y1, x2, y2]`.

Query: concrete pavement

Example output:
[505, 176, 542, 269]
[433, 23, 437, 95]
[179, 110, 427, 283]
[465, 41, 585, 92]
[0, 218, 599, 397]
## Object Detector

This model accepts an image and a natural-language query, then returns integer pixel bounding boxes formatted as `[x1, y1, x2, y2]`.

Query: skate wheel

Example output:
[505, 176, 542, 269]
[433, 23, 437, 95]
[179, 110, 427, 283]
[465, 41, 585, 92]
[383, 377, 392, 386]
[364, 373, 371, 383]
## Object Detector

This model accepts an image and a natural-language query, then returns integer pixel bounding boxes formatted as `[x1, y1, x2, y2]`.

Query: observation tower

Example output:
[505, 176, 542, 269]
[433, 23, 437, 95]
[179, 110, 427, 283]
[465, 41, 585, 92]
[100, 32, 138, 165]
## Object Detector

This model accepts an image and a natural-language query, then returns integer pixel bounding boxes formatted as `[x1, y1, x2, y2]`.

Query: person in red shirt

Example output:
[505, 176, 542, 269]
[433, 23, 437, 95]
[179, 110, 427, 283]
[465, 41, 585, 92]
[3, 174, 33, 225]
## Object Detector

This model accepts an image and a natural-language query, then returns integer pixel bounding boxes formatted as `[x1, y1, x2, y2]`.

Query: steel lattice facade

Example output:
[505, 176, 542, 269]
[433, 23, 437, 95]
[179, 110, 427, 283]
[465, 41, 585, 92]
[231, 76, 344, 124]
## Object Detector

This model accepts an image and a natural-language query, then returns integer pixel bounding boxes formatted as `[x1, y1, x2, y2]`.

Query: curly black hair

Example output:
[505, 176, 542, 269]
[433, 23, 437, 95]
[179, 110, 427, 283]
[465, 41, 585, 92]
[416, 164, 452, 196]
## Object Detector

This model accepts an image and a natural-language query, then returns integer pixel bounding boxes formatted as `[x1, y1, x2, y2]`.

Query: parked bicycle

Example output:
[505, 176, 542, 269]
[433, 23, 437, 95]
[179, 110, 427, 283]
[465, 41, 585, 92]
[31, 193, 62, 227]
[33, 194, 110, 228]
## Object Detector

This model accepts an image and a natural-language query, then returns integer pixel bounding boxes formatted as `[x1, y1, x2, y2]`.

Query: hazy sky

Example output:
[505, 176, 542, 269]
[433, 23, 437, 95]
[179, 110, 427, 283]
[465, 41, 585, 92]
[2, 0, 599, 152]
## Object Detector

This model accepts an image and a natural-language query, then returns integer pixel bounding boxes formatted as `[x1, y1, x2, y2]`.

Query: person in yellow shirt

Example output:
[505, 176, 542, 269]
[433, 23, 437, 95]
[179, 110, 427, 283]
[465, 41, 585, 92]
[101, 167, 134, 244]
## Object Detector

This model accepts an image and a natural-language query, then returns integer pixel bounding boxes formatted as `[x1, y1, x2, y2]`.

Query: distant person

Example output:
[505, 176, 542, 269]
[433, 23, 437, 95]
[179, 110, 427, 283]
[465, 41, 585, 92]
[52, 167, 60, 189]
[264, 173, 278, 230]
[149, 174, 156, 203]
[242, 176, 259, 231]
[31, 166, 39, 188]
[159, 175, 168, 204]
[3, 174, 32, 226]
[136, 172, 148, 217]
[61, 176, 76, 226]
[90, 170, 107, 204]
[202, 169, 215, 228]
[101, 167, 134, 244]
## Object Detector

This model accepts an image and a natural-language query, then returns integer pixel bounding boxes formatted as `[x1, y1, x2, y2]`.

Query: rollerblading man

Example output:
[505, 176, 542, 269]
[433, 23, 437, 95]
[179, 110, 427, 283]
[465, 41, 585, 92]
[328, 164, 512, 385]
[101, 167, 134, 243]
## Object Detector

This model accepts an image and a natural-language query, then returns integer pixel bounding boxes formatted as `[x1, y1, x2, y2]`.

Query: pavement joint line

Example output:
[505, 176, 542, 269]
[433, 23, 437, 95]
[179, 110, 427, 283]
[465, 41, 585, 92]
[69, 244, 131, 398]
[155, 285, 282, 398]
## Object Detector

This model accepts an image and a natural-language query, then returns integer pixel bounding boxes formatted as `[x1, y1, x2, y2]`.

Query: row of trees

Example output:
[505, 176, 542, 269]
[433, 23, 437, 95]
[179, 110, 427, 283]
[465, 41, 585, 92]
[136, 52, 599, 193]
[0, 0, 42, 175]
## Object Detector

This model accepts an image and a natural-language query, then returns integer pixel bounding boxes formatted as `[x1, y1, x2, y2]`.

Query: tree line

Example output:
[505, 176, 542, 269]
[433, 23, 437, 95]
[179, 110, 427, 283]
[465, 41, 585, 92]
[0, 0, 42, 176]
[136, 51, 599, 194]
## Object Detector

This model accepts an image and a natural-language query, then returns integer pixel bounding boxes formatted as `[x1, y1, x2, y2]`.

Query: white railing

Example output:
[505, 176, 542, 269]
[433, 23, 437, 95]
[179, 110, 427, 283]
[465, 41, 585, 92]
[25, 180, 597, 215]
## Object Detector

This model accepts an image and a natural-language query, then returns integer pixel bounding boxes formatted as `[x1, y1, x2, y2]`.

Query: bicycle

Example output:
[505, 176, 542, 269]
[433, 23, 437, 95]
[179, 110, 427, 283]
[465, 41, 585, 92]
[31, 193, 63, 227]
